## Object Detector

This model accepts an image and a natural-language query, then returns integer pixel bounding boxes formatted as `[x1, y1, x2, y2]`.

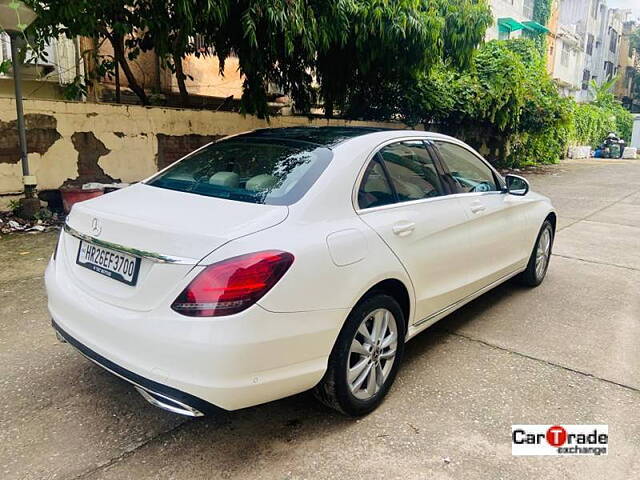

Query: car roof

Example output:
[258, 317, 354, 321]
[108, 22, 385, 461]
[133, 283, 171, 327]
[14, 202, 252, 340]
[233, 126, 392, 148]
[229, 126, 461, 152]
[232, 126, 450, 148]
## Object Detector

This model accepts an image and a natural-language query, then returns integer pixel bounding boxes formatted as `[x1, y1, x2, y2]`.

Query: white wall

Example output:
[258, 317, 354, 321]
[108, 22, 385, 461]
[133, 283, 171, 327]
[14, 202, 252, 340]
[486, 0, 534, 41]
[632, 115, 640, 149]
[552, 31, 584, 96]
[0, 97, 410, 206]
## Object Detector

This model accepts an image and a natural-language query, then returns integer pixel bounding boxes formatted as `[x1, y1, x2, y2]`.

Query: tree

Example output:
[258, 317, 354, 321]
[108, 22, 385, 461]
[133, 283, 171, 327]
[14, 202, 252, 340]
[588, 76, 618, 106]
[25, 0, 492, 117]
[134, 1, 229, 108]
[314, 0, 492, 119]
[25, 0, 151, 104]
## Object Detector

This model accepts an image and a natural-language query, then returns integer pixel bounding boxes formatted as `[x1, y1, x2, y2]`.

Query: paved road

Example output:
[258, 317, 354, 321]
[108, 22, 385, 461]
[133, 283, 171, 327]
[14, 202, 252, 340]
[1, 158, 639, 480]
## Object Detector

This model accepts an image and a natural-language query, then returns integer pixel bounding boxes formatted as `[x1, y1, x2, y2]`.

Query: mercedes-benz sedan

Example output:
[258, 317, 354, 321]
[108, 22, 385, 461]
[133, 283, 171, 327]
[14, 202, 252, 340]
[46, 127, 555, 417]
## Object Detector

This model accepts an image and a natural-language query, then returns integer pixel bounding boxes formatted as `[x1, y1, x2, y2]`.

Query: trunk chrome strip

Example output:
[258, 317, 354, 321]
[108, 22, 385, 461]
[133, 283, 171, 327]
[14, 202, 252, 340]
[63, 223, 198, 265]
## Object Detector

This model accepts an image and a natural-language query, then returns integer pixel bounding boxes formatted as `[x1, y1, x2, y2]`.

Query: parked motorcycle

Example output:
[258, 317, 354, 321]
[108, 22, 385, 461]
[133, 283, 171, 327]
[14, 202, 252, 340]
[594, 132, 625, 159]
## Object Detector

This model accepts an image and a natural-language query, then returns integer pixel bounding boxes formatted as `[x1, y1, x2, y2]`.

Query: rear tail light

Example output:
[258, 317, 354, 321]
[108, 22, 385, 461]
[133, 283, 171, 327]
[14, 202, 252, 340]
[171, 250, 294, 317]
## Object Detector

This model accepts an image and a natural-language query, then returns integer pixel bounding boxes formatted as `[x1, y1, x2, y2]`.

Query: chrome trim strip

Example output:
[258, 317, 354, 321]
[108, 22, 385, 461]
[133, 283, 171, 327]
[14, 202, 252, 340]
[355, 190, 506, 215]
[413, 268, 523, 327]
[352, 134, 507, 214]
[63, 223, 198, 265]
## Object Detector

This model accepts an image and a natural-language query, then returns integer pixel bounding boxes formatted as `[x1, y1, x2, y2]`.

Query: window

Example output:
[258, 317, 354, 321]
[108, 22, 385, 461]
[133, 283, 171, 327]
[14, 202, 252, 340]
[626, 67, 635, 88]
[604, 61, 614, 80]
[148, 138, 332, 205]
[434, 141, 498, 193]
[591, 0, 598, 19]
[561, 42, 570, 67]
[609, 30, 618, 53]
[582, 69, 591, 90]
[586, 34, 594, 56]
[378, 141, 444, 202]
[523, 0, 534, 19]
[357, 160, 395, 209]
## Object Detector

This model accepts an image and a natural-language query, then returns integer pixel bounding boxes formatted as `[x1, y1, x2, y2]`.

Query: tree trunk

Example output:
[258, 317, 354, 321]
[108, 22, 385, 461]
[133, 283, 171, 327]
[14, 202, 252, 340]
[174, 54, 190, 108]
[114, 59, 121, 103]
[109, 31, 149, 105]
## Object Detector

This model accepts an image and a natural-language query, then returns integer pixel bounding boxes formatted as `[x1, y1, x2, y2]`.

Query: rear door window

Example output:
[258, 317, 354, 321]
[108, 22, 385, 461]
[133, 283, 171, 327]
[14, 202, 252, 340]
[147, 139, 332, 205]
[378, 141, 444, 202]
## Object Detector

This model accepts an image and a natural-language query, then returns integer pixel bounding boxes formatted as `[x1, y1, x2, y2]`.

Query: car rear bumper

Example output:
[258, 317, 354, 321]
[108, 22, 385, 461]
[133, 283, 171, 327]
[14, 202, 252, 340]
[52, 320, 214, 416]
[45, 259, 348, 413]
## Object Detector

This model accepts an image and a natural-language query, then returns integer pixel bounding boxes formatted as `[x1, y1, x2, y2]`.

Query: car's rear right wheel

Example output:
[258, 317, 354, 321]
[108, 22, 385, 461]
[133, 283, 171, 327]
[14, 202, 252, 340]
[313, 293, 405, 416]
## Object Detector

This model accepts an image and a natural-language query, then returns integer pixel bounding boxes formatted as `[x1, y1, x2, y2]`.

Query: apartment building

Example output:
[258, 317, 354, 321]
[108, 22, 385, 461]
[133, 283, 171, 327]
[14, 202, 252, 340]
[0, 33, 80, 100]
[486, 0, 550, 41]
[555, 0, 637, 103]
[551, 24, 586, 96]
[557, 0, 608, 100]
[615, 16, 639, 111]
[593, 6, 625, 84]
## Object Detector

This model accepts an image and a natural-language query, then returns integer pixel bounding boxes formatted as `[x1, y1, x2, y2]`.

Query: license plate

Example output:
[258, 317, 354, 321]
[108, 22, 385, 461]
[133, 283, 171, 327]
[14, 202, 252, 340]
[76, 241, 141, 286]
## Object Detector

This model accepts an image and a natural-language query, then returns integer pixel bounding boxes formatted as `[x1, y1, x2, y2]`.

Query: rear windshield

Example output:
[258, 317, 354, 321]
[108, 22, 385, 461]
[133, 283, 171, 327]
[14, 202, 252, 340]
[147, 138, 332, 205]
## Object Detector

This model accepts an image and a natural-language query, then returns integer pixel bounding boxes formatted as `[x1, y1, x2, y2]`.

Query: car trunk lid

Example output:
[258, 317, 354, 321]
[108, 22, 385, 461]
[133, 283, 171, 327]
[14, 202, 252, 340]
[60, 183, 288, 311]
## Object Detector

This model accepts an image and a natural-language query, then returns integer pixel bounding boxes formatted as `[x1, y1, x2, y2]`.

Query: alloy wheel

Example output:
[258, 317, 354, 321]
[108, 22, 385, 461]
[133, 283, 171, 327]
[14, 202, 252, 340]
[535, 226, 552, 280]
[347, 308, 398, 400]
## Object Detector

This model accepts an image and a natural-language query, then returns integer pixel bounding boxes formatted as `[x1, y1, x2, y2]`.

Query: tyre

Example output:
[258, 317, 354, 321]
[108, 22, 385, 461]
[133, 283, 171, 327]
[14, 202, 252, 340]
[517, 219, 554, 287]
[313, 293, 405, 416]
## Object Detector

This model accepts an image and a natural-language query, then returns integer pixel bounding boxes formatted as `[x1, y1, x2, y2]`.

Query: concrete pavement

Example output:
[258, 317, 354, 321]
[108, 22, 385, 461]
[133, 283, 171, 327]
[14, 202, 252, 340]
[1, 158, 639, 479]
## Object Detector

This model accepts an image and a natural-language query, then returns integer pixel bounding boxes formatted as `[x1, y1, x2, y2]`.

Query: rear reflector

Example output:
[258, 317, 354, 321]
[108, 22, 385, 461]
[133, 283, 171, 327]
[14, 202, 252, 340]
[171, 250, 294, 317]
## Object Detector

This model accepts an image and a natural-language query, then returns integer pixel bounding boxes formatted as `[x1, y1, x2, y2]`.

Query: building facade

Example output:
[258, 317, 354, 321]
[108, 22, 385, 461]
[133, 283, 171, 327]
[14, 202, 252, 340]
[615, 16, 639, 111]
[0, 34, 80, 100]
[551, 24, 586, 96]
[593, 6, 625, 85]
[486, 0, 533, 41]
[555, 0, 637, 103]
[486, 0, 548, 41]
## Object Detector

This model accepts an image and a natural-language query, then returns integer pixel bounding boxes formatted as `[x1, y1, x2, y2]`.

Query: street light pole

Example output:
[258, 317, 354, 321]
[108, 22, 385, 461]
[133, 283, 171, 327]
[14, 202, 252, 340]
[9, 33, 31, 187]
[8, 31, 39, 217]
[0, 0, 39, 217]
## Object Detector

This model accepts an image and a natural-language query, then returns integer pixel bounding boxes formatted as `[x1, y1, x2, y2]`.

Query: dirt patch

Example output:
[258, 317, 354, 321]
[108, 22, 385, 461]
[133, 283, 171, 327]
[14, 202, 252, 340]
[0, 114, 61, 164]
[64, 132, 120, 187]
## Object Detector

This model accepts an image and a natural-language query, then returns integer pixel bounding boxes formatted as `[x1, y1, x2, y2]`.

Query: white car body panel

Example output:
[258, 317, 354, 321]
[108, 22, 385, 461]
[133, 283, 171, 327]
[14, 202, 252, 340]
[358, 196, 471, 323]
[46, 128, 555, 414]
[455, 191, 530, 292]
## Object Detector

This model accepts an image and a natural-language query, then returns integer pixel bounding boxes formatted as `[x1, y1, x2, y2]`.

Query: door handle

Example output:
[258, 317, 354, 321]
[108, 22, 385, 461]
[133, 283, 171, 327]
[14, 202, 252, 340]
[470, 202, 486, 214]
[392, 221, 415, 236]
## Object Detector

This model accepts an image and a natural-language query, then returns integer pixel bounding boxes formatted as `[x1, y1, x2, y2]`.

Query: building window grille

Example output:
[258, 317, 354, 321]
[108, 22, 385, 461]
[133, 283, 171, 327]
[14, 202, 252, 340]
[609, 30, 618, 53]
[586, 34, 594, 55]
[523, 0, 534, 19]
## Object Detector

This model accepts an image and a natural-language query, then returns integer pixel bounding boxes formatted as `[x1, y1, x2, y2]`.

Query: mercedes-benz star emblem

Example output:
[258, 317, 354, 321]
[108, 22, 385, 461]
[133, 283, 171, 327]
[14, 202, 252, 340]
[90, 218, 102, 236]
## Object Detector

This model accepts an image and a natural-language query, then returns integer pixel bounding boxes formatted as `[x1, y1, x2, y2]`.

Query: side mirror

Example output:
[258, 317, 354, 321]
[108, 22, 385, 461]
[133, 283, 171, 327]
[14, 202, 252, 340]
[505, 174, 529, 196]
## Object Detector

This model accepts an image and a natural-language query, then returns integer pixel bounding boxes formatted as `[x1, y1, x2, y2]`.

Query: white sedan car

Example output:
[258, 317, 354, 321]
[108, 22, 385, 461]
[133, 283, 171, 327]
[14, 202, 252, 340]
[46, 127, 555, 417]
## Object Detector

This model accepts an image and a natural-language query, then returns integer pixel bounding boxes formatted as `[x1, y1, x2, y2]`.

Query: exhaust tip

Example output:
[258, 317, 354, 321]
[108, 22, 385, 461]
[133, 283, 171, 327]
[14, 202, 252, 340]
[134, 386, 204, 417]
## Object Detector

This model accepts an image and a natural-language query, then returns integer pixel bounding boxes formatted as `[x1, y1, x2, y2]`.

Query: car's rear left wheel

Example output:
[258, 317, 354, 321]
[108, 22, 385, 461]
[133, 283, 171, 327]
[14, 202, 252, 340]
[313, 293, 405, 416]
